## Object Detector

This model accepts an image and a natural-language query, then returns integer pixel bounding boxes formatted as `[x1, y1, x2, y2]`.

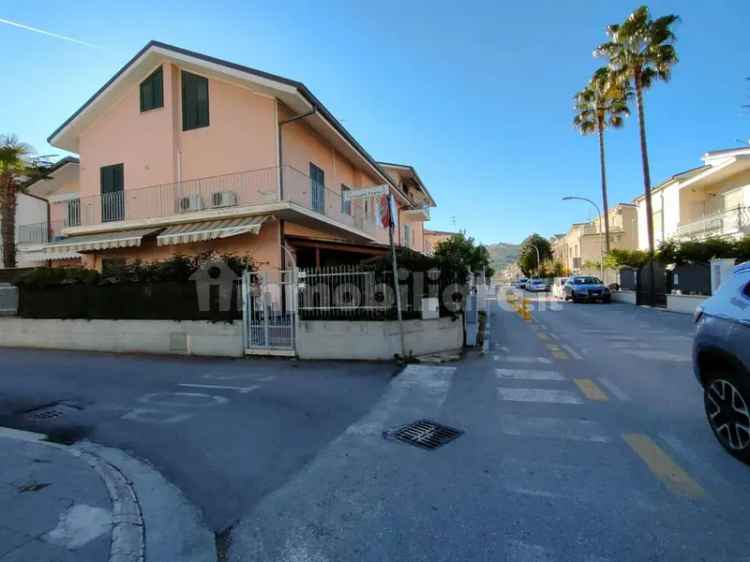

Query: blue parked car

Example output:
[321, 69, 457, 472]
[563, 276, 611, 303]
[693, 262, 750, 464]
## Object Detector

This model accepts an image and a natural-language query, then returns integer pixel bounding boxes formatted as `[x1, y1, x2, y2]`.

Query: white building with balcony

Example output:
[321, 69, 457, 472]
[635, 147, 750, 249]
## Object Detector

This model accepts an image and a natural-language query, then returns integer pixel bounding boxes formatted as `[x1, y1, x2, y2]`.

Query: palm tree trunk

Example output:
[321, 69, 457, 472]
[597, 119, 611, 254]
[0, 173, 18, 269]
[634, 71, 657, 306]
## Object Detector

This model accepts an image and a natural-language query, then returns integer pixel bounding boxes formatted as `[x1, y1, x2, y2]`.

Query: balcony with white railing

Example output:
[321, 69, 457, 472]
[50, 166, 392, 244]
[676, 206, 750, 239]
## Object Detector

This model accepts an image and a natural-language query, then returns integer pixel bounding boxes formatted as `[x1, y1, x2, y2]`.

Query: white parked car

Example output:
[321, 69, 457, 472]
[551, 277, 568, 299]
[526, 278, 549, 292]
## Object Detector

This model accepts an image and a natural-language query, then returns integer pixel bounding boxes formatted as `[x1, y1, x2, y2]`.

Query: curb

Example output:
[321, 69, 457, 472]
[75, 449, 145, 562]
[0, 427, 145, 562]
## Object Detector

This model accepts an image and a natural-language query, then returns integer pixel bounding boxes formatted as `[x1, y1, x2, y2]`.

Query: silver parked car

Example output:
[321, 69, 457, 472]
[693, 262, 750, 464]
[563, 276, 611, 303]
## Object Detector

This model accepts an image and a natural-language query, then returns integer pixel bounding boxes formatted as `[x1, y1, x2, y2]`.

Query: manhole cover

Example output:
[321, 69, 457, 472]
[385, 419, 463, 450]
[23, 403, 81, 421]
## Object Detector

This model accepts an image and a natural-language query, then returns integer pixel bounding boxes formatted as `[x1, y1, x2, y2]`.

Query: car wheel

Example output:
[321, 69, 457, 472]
[603, 297, 611, 304]
[704, 372, 750, 464]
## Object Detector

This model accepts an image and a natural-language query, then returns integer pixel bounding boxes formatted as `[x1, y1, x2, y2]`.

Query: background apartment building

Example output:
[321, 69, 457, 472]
[552, 203, 638, 272]
[635, 147, 750, 249]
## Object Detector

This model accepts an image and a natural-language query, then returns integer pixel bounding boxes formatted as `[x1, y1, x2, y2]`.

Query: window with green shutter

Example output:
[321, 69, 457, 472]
[139, 66, 164, 112]
[100, 164, 124, 222]
[182, 71, 209, 130]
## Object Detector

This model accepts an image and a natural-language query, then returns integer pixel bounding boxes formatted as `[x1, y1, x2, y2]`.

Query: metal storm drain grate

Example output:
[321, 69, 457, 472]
[23, 402, 81, 421]
[385, 419, 463, 450]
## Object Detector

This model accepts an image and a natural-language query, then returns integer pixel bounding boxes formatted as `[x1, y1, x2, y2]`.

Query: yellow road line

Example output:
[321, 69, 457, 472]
[551, 351, 569, 360]
[623, 433, 705, 499]
[573, 378, 609, 401]
[545, 343, 561, 351]
[537, 332, 550, 341]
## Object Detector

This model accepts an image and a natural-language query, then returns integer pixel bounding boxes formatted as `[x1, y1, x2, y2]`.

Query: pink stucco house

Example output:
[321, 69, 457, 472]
[40, 41, 435, 272]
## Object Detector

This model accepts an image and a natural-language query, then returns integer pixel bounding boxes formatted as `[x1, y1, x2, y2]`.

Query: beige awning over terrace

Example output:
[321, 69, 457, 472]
[156, 216, 269, 247]
[44, 228, 161, 254]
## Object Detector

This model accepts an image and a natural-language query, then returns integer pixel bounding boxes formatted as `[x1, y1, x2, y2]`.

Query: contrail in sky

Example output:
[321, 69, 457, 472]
[0, 17, 100, 48]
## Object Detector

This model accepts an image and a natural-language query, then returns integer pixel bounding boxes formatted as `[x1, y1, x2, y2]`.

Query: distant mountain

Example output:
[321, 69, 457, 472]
[485, 242, 521, 271]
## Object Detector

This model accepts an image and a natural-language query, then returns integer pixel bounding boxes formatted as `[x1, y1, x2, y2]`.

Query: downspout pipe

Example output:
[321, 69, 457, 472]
[277, 107, 316, 272]
[278, 108, 316, 200]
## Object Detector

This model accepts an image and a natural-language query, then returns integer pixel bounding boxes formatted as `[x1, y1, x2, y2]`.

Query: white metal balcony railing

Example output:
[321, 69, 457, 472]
[0, 222, 59, 245]
[51, 166, 393, 243]
[582, 223, 625, 236]
[676, 206, 750, 239]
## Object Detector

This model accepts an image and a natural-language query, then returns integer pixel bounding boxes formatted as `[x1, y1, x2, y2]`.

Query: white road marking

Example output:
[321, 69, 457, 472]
[500, 415, 610, 442]
[548, 332, 561, 341]
[121, 408, 193, 424]
[505, 540, 556, 561]
[598, 378, 630, 401]
[137, 392, 229, 407]
[497, 388, 583, 404]
[560, 343, 584, 360]
[496, 368, 565, 381]
[601, 335, 635, 341]
[179, 383, 259, 394]
[494, 356, 552, 364]
[505, 487, 563, 499]
[626, 350, 691, 362]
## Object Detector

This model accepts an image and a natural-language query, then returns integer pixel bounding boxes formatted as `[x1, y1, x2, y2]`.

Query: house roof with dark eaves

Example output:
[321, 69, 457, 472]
[47, 40, 412, 202]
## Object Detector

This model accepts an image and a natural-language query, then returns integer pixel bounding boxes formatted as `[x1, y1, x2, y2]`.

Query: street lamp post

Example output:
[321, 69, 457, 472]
[530, 244, 541, 275]
[562, 196, 605, 281]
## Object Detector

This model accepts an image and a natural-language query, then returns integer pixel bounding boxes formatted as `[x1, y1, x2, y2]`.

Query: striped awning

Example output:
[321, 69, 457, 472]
[23, 248, 82, 261]
[44, 228, 161, 254]
[157, 216, 268, 247]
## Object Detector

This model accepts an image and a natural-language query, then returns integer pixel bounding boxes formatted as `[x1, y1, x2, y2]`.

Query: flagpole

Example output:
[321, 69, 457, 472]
[387, 194, 407, 361]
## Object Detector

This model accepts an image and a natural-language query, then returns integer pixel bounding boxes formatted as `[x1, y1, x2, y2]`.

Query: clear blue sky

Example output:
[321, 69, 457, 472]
[2, 1, 748, 244]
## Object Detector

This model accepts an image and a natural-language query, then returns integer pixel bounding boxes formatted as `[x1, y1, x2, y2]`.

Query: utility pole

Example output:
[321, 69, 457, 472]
[388, 195, 407, 361]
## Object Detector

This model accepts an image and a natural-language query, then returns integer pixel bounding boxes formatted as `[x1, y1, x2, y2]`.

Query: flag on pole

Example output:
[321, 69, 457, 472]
[380, 193, 392, 229]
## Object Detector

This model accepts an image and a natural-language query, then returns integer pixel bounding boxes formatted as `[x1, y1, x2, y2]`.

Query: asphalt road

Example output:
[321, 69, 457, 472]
[226, 295, 750, 561]
[0, 351, 395, 532]
[2, 297, 750, 561]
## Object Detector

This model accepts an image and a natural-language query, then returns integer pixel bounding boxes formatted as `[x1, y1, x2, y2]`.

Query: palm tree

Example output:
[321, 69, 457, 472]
[0, 135, 52, 269]
[573, 67, 630, 253]
[595, 6, 679, 262]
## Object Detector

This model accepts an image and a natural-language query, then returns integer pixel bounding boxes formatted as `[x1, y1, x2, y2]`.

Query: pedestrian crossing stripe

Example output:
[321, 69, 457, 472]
[496, 368, 565, 381]
[497, 388, 583, 404]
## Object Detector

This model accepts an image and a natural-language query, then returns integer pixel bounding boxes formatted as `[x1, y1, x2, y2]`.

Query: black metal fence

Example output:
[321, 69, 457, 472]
[18, 281, 242, 322]
[668, 263, 711, 296]
[297, 266, 466, 321]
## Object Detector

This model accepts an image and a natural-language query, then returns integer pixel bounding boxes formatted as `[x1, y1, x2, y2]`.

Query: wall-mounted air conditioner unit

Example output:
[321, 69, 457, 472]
[178, 194, 204, 213]
[211, 191, 238, 208]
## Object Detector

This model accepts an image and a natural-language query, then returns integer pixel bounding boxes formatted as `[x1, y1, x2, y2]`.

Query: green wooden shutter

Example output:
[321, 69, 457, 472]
[182, 71, 209, 130]
[140, 66, 163, 112]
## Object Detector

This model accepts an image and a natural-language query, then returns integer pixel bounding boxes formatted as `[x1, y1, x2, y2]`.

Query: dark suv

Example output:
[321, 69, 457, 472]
[693, 262, 750, 464]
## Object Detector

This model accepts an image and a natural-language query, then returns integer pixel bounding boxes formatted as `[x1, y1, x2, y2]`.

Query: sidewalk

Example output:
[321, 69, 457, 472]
[0, 432, 112, 561]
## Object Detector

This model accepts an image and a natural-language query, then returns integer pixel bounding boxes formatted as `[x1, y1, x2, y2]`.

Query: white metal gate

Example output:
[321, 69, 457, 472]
[242, 270, 296, 356]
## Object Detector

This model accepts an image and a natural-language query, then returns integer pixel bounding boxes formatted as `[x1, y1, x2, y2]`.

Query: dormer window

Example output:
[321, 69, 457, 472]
[140, 66, 164, 112]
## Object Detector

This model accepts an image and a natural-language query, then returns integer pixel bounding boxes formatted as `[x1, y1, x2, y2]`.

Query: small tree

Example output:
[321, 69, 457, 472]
[433, 233, 495, 278]
[0, 135, 53, 268]
[606, 248, 650, 268]
[517, 234, 552, 276]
